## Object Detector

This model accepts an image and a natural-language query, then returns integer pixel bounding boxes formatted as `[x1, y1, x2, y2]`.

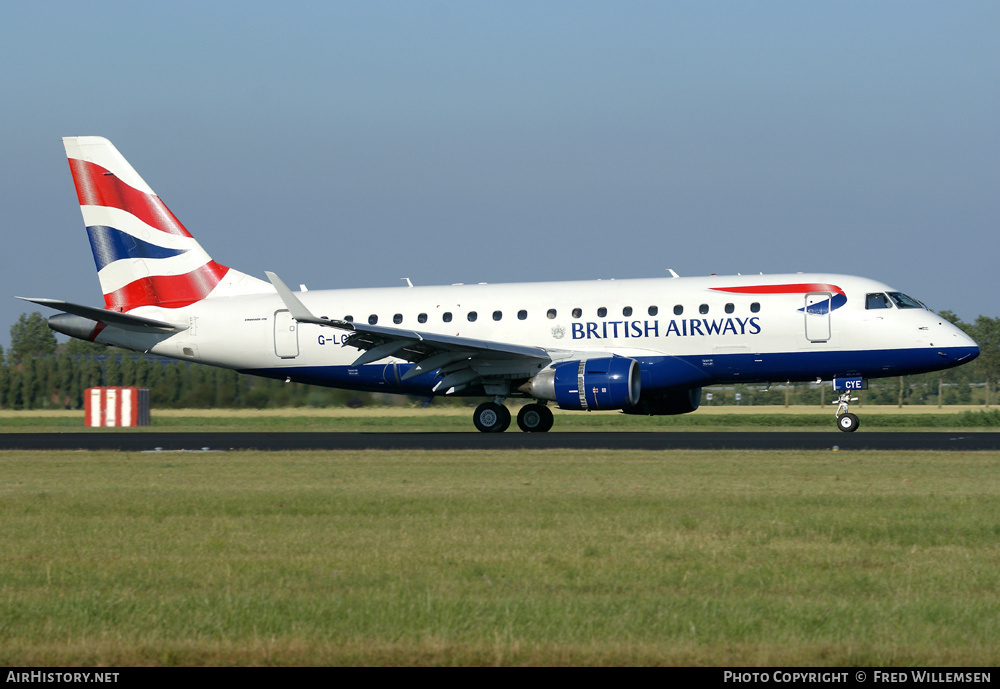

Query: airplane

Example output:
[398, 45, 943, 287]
[19, 136, 980, 433]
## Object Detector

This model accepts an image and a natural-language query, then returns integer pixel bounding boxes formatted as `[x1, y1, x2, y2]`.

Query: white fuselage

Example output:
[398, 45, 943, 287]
[103, 272, 977, 397]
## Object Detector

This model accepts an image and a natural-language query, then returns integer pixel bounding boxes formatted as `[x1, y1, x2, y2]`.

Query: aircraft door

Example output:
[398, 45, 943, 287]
[274, 310, 300, 358]
[804, 292, 832, 342]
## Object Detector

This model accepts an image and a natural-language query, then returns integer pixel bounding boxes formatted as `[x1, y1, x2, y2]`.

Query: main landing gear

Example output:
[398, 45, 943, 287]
[473, 401, 510, 433]
[516, 403, 554, 433]
[472, 401, 553, 433]
[834, 391, 860, 433]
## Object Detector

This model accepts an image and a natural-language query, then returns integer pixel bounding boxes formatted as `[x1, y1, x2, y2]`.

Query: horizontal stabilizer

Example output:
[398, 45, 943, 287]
[16, 297, 188, 332]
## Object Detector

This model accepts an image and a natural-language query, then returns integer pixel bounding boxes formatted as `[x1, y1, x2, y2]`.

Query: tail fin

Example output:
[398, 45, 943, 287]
[63, 136, 270, 312]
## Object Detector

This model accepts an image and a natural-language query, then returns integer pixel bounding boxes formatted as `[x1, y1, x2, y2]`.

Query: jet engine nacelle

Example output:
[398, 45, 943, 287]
[621, 387, 702, 415]
[521, 357, 641, 410]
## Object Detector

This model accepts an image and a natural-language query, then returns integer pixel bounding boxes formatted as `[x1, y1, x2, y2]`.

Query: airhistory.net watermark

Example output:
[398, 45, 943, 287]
[6, 673, 119, 684]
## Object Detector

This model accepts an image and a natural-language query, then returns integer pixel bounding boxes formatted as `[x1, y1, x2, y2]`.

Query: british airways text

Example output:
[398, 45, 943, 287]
[571, 317, 761, 341]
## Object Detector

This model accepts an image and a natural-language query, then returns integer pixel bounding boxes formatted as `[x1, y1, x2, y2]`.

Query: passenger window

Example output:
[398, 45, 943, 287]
[344, 315, 354, 322]
[725, 303, 734, 314]
[750, 302, 760, 313]
[517, 310, 527, 320]
[648, 306, 658, 316]
[597, 307, 607, 318]
[468, 311, 478, 322]
[443, 312, 453, 323]
[547, 309, 557, 319]
[674, 305, 683, 316]
[699, 304, 709, 314]
[866, 293, 892, 310]
[418, 313, 427, 324]
[493, 310, 502, 321]
[572, 308, 582, 319]
[393, 314, 403, 324]
[368, 315, 378, 325]
[623, 306, 633, 317]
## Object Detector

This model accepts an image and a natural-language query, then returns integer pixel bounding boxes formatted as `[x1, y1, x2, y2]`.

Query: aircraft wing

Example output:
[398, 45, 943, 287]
[266, 272, 552, 393]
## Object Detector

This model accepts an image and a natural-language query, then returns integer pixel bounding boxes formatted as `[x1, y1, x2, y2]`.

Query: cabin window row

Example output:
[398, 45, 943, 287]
[343, 302, 761, 326]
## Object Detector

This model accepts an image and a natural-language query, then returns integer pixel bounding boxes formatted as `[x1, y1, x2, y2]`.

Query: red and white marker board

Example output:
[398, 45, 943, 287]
[84, 387, 151, 427]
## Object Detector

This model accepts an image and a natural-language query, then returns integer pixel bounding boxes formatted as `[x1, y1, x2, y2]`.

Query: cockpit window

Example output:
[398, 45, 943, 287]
[887, 292, 925, 309]
[866, 293, 892, 310]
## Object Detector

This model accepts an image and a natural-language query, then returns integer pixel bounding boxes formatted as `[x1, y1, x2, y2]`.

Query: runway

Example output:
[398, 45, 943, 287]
[3, 431, 1000, 452]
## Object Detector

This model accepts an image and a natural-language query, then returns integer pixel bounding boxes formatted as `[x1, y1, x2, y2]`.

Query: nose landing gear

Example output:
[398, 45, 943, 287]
[833, 390, 860, 432]
[831, 377, 867, 432]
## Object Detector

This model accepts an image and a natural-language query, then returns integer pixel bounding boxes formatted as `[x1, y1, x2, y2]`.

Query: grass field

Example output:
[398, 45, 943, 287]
[2, 405, 999, 433]
[2, 448, 998, 665]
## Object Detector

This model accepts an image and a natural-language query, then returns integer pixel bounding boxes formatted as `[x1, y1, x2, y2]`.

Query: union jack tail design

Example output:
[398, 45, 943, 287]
[63, 136, 271, 312]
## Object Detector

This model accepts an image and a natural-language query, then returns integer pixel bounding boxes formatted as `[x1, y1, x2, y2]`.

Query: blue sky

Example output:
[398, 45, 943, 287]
[3, 1, 998, 348]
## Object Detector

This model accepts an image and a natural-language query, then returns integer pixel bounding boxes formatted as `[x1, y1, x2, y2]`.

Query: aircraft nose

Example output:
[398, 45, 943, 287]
[943, 320, 979, 362]
[968, 337, 981, 360]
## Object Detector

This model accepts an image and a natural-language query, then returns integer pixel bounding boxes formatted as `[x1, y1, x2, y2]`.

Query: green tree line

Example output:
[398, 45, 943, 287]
[1, 312, 371, 410]
[3, 311, 998, 410]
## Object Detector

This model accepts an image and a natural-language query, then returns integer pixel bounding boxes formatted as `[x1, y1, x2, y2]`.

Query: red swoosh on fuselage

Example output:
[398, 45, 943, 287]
[710, 283, 845, 296]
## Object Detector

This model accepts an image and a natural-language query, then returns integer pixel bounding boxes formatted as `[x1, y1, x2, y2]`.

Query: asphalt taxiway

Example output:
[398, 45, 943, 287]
[3, 432, 1000, 452]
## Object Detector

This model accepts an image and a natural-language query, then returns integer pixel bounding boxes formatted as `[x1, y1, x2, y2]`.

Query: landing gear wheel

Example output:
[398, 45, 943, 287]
[473, 402, 511, 433]
[837, 413, 860, 433]
[517, 403, 554, 433]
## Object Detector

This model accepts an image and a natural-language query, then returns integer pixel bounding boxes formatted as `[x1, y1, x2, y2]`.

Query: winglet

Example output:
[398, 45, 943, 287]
[265, 271, 353, 330]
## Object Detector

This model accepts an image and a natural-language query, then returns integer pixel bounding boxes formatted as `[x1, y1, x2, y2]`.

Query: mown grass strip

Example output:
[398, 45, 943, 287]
[1, 449, 998, 665]
[1, 408, 999, 433]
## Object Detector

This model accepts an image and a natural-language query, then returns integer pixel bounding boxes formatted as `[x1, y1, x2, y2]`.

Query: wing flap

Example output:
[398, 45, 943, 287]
[351, 339, 418, 366]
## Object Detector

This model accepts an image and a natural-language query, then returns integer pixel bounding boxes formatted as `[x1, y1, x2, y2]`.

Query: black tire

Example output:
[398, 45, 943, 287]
[837, 413, 860, 433]
[473, 402, 511, 433]
[517, 403, 554, 433]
